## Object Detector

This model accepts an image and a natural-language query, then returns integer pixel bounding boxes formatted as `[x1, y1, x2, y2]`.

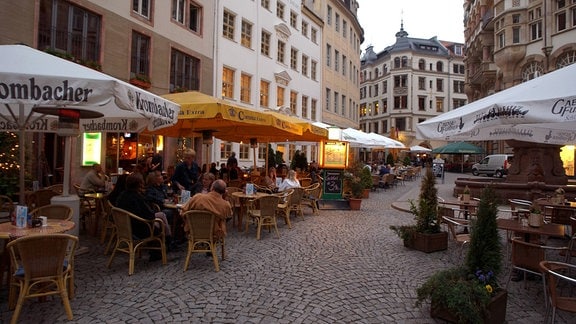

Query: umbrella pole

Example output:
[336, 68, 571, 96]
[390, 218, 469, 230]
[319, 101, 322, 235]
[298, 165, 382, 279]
[19, 104, 25, 205]
[62, 136, 72, 196]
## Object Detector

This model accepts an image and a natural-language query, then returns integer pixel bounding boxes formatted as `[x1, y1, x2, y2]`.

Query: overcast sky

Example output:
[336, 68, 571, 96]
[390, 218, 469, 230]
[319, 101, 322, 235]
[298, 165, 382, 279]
[357, 0, 465, 53]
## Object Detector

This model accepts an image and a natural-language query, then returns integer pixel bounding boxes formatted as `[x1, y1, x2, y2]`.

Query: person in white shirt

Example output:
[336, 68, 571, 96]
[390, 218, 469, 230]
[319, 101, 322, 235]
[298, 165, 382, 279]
[278, 170, 301, 192]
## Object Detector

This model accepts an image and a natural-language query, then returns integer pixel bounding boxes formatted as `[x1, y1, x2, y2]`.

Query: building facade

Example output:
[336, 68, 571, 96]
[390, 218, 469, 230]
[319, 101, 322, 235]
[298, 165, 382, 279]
[464, 0, 576, 156]
[359, 25, 467, 149]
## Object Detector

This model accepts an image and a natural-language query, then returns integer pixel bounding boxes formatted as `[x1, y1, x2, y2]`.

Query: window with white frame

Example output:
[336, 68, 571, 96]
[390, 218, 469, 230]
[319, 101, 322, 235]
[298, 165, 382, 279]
[497, 31, 505, 48]
[311, 60, 317, 80]
[522, 62, 543, 81]
[134, 0, 151, 18]
[223, 10, 235, 40]
[131, 32, 150, 80]
[290, 91, 297, 115]
[277, 1, 285, 20]
[277, 86, 285, 107]
[261, 0, 269, 10]
[240, 73, 251, 103]
[220, 142, 232, 159]
[512, 26, 520, 44]
[239, 143, 250, 160]
[326, 44, 331, 66]
[334, 50, 339, 71]
[258, 143, 267, 160]
[171, 0, 202, 32]
[290, 47, 298, 70]
[301, 55, 308, 77]
[261, 30, 270, 56]
[277, 40, 286, 63]
[241, 20, 252, 48]
[170, 49, 200, 92]
[301, 21, 308, 37]
[260, 80, 270, 107]
[327, 5, 332, 25]
[301, 96, 308, 118]
[311, 99, 317, 121]
[311, 28, 317, 43]
[290, 11, 297, 28]
[222, 67, 234, 98]
[436, 98, 444, 113]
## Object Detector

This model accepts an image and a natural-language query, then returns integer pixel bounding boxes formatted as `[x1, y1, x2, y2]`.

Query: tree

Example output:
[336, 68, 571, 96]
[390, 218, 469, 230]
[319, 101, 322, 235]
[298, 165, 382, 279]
[0, 132, 20, 197]
[290, 150, 308, 171]
[267, 144, 276, 169]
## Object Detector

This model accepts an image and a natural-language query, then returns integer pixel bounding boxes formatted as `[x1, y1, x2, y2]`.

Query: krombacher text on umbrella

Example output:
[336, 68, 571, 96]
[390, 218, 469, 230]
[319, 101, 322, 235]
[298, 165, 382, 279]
[80, 119, 133, 132]
[0, 78, 93, 102]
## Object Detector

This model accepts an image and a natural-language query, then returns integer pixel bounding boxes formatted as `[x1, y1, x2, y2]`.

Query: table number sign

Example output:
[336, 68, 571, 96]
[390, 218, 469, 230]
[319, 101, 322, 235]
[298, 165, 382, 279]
[16, 205, 28, 228]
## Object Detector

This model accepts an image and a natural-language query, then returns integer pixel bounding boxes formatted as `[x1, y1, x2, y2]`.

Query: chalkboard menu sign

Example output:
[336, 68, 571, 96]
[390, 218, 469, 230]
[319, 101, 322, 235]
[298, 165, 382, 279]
[323, 169, 343, 200]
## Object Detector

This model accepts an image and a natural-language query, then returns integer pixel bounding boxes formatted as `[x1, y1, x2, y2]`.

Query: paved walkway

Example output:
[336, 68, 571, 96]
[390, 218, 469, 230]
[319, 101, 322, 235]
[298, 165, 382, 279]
[0, 172, 570, 323]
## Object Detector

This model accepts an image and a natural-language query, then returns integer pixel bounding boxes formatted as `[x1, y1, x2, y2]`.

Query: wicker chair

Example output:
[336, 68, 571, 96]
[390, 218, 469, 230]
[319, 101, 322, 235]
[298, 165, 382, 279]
[182, 210, 225, 272]
[0, 195, 14, 224]
[539, 260, 576, 323]
[289, 187, 306, 220]
[7, 234, 78, 324]
[25, 189, 59, 209]
[107, 207, 167, 275]
[30, 204, 73, 221]
[442, 216, 471, 260]
[274, 189, 294, 229]
[302, 183, 322, 215]
[246, 195, 280, 240]
[225, 187, 242, 228]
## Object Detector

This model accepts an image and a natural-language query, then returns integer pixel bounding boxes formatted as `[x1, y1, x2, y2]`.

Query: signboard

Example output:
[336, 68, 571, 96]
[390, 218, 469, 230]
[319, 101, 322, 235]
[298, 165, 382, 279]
[82, 133, 102, 166]
[319, 141, 349, 169]
[322, 169, 343, 200]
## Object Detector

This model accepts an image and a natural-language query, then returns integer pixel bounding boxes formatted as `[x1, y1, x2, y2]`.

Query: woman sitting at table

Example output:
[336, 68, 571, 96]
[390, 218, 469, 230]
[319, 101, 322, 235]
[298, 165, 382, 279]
[263, 167, 279, 192]
[191, 172, 216, 196]
[278, 170, 301, 192]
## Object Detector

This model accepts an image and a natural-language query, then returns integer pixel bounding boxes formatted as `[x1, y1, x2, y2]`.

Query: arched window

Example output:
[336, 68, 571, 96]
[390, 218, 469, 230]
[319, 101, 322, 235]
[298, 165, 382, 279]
[556, 51, 576, 69]
[522, 62, 543, 81]
[382, 64, 388, 74]
[394, 57, 401, 68]
[401, 56, 408, 67]
[436, 61, 443, 72]
[418, 59, 426, 70]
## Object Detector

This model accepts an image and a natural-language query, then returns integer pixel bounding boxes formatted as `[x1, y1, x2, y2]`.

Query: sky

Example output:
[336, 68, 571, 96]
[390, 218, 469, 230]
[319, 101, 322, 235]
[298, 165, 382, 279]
[357, 0, 465, 53]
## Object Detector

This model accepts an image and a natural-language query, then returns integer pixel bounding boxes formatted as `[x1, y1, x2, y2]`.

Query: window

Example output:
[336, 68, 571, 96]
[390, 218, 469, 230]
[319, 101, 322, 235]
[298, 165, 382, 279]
[436, 61, 443, 72]
[301, 21, 308, 37]
[512, 14, 520, 23]
[418, 77, 425, 90]
[436, 79, 443, 92]
[436, 98, 444, 112]
[301, 55, 308, 76]
[171, 0, 202, 32]
[326, 44, 331, 66]
[222, 67, 234, 98]
[311, 60, 318, 80]
[418, 59, 426, 70]
[402, 56, 408, 67]
[341, 95, 346, 115]
[360, 103, 367, 117]
[223, 10, 235, 40]
[522, 62, 543, 81]
[530, 21, 542, 40]
[333, 92, 339, 112]
[343, 20, 347, 38]
[302, 96, 308, 118]
[170, 49, 200, 92]
[382, 81, 387, 93]
[220, 142, 232, 160]
[290, 11, 297, 28]
[373, 84, 378, 95]
[311, 28, 317, 43]
[395, 118, 406, 131]
[556, 51, 576, 68]
[131, 32, 150, 80]
[453, 98, 467, 108]
[512, 27, 520, 44]
[240, 73, 251, 103]
[418, 97, 426, 111]
[311, 99, 317, 121]
[290, 47, 298, 70]
[276, 1, 285, 19]
[453, 80, 465, 93]
[290, 91, 297, 114]
[325, 88, 331, 110]
[38, 1, 101, 63]
[261, 0, 269, 10]
[261, 30, 270, 56]
[394, 96, 407, 109]
[239, 143, 249, 160]
[557, 11, 567, 31]
[258, 143, 266, 160]
[372, 100, 378, 115]
[277, 86, 285, 107]
[327, 5, 332, 25]
[172, 0, 185, 23]
[241, 20, 252, 48]
[133, 0, 151, 18]
[393, 75, 408, 88]
[335, 13, 340, 32]
[260, 80, 269, 107]
[277, 41, 285, 63]
[342, 55, 346, 76]
[497, 31, 505, 48]
[394, 57, 401, 68]
[334, 50, 339, 71]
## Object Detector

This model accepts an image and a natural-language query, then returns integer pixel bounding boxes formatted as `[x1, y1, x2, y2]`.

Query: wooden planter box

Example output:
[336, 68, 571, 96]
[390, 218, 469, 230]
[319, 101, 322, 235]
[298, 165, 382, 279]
[404, 232, 448, 253]
[431, 289, 507, 324]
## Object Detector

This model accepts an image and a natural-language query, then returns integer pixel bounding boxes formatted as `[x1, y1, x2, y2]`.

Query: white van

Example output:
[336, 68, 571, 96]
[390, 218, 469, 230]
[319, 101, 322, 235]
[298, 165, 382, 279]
[471, 154, 513, 178]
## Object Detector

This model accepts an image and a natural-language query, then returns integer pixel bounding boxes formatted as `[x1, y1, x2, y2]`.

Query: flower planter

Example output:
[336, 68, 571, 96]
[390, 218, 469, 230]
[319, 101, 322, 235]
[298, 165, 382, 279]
[348, 198, 362, 210]
[404, 232, 448, 253]
[129, 78, 151, 89]
[362, 188, 370, 199]
[431, 289, 507, 324]
[529, 213, 543, 227]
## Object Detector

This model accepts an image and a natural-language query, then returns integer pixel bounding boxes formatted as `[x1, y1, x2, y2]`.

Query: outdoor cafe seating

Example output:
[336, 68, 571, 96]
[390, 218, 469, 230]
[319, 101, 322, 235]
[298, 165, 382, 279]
[182, 210, 225, 272]
[245, 195, 281, 240]
[539, 260, 576, 322]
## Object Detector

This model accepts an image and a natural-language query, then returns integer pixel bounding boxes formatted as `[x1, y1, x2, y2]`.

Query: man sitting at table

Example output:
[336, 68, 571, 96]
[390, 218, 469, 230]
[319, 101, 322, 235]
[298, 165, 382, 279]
[80, 163, 107, 193]
[145, 170, 176, 228]
[180, 179, 232, 239]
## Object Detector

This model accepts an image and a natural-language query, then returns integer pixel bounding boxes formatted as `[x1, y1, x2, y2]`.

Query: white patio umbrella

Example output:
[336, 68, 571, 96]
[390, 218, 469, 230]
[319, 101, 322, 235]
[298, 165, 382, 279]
[410, 145, 432, 153]
[0, 45, 180, 203]
[416, 63, 576, 145]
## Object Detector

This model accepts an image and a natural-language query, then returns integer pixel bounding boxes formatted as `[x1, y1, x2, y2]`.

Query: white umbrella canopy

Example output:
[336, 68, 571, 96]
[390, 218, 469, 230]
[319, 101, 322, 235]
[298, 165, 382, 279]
[0, 45, 180, 202]
[367, 132, 405, 148]
[416, 63, 576, 145]
[410, 145, 432, 153]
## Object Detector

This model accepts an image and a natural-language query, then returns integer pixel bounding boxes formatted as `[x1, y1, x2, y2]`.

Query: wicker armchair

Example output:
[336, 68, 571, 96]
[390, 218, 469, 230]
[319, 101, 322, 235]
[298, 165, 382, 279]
[182, 210, 225, 272]
[289, 187, 306, 220]
[274, 189, 294, 229]
[7, 234, 78, 324]
[246, 195, 280, 240]
[302, 183, 322, 215]
[107, 207, 167, 275]
[30, 204, 73, 221]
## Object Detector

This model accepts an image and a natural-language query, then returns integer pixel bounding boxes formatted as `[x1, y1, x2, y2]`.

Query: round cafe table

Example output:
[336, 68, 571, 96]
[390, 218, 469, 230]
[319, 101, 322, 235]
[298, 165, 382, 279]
[0, 219, 76, 240]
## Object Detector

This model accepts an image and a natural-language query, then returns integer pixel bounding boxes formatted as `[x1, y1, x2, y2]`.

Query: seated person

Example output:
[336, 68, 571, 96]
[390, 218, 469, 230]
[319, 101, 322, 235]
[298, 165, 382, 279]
[116, 174, 172, 259]
[278, 170, 301, 192]
[107, 174, 128, 206]
[262, 167, 279, 192]
[379, 164, 390, 176]
[145, 170, 175, 226]
[180, 179, 232, 239]
[80, 163, 107, 193]
[191, 172, 216, 196]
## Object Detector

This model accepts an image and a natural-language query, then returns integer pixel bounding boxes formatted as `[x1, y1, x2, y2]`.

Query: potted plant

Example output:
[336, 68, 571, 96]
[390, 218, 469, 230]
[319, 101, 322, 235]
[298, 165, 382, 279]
[528, 205, 543, 227]
[390, 165, 448, 252]
[129, 73, 151, 89]
[416, 186, 507, 323]
[343, 163, 365, 210]
[360, 166, 373, 198]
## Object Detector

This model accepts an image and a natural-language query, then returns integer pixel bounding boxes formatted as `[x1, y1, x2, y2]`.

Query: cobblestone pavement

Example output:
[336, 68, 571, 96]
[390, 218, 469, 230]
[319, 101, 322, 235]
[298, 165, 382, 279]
[0, 172, 571, 323]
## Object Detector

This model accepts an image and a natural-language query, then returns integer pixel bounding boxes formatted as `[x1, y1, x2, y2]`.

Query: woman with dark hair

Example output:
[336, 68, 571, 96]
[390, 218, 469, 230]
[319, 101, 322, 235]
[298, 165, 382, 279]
[107, 174, 128, 206]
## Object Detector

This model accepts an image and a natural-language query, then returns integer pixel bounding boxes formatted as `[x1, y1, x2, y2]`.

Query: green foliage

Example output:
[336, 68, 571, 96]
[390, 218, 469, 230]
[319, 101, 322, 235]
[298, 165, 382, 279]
[360, 167, 373, 189]
[267, 145, 276, 169]
[290, 150, 308, 171]
[386, 152, 395, 165]
[389, 224, 417, 243]
[403, 156, 412, 166]
[344, 161, 366, 198]
[416, 186, 503, 323]
[274, 150, 284, 167]
[0, 132, 20, 197]
[412, 166, 440, 234]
